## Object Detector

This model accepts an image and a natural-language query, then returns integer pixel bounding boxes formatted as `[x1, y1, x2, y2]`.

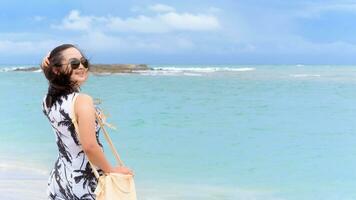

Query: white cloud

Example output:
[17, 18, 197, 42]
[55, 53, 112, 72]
[148, 4, 176, 13]
[52, 9, 220, 33]
[51, 10, 93, 31]
[160, 12, 220, 31]
[107, 15, 166, 33]
[107, 12, 220, 33]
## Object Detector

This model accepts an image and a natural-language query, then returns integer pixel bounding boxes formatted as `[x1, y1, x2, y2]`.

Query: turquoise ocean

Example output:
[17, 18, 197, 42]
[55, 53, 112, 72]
[1, 64, 356, 200]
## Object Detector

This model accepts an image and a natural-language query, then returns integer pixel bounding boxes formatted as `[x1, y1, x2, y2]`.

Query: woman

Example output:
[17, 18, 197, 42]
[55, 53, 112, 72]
[41, 44, 133, 200]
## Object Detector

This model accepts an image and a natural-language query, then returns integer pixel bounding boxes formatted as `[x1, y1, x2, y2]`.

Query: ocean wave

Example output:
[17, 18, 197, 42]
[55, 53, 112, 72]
[135, 67, 255, 76]
[0, 66, 40, 72]
[136, 70, 204, 76]
[0, 180, 47, 200]
[290, 74, 321, 78]
[0, 66, 255, 76]
[296, 64, 305, 67]
[0, 67, 25, 72]
[0, 161, 49, 176]
[153, 67, 255, 72]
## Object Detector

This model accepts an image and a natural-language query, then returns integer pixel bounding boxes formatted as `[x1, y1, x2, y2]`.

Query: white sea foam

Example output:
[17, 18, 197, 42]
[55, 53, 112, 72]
[0, 66, 37, 72]
[0, 67, 19, 72]
[0, 180, 47, 200]
[0, 179, 284, 200]
[0, 161, 47, 199]
[0, 161, 285, 200]
[0, 66, 255, 76]
[0, 161, 49, 176]
[153, 67, 255, 72]
[136, 67, 255, 76]
[182, 72, 202, 76]
[290, 74, 321, 78]
[135, 70, 179, 76]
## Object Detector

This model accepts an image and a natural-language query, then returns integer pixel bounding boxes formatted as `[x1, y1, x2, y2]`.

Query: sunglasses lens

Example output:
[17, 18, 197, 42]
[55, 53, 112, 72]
[81, 57, 89, 68]
[68, 57, 89, 69]
[69, 59, 81, 69]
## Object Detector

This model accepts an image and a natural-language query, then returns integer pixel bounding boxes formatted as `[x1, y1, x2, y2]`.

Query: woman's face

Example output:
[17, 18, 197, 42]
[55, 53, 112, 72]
[60, 47, 89, 86]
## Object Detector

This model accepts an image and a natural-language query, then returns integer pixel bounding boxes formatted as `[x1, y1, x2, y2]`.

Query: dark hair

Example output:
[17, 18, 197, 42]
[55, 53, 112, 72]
[42, 44, 87, 108]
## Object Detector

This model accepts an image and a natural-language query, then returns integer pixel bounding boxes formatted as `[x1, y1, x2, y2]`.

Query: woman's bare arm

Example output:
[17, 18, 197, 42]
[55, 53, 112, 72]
[75, 94, 134, 175]
[75, 94, 113, 173]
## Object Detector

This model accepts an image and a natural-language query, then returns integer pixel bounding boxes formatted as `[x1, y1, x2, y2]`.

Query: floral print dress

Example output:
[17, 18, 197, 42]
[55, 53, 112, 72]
[42, 92, 102, 200]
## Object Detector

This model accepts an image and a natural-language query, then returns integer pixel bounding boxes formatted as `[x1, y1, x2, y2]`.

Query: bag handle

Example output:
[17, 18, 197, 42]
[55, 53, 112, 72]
[70, 93, 125, 179]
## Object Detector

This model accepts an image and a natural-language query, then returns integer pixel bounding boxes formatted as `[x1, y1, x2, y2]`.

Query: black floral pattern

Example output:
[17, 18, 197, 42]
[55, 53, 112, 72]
[58, 108, 80, 145]
[43, 92, 102, 200]
[74, 162, 97, 191]
[56, 134, 72, 163]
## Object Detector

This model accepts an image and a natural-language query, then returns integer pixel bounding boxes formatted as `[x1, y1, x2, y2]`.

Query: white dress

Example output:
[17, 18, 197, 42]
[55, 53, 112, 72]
[42, 92, 103, 200]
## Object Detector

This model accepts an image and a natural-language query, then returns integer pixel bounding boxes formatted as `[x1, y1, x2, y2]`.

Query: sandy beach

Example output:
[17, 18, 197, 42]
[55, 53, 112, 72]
[0, 162, 252, 200]
[0, 162, 48, 200]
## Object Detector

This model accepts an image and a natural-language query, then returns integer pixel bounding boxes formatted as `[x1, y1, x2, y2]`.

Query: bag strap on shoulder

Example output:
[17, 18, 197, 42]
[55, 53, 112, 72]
[70, 93, 125, 179]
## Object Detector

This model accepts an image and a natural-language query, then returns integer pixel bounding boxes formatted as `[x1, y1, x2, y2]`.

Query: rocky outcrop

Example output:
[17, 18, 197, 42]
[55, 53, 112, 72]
[14, 67, 39, 72]
[89, 64, 152, 73]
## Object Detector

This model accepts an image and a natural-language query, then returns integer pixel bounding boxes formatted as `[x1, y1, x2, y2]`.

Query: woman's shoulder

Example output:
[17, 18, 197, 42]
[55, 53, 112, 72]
[75, 93, 95, 113]
[75, 93, 94, 103]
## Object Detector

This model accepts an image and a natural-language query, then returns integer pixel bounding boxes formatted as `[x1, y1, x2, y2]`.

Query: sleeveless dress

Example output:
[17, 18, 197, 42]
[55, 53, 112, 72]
[42, 92, 103, 200]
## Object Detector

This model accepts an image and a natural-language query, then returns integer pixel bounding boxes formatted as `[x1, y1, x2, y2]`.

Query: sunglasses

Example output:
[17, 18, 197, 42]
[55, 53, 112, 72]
[67, 57, 89, 70]
[55, 57, 89, 69]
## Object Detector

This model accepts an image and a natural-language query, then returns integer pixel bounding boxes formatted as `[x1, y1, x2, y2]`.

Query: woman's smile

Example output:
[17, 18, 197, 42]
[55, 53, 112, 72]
[74, 69, 87, 76]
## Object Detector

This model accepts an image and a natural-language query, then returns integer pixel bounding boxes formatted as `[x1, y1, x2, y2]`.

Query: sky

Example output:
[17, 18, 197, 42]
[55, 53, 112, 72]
[0, 0, 356, 65]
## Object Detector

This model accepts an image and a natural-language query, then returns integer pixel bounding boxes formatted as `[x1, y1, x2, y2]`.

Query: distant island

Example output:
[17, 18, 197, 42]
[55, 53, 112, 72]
[89, 64, 152, 73]
[14, 64, 153, 73]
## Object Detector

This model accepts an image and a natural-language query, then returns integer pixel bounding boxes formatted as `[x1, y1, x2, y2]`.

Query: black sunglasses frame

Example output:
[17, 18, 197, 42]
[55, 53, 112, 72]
[55, 57, 89, 69]
[68, 57, 89, 70]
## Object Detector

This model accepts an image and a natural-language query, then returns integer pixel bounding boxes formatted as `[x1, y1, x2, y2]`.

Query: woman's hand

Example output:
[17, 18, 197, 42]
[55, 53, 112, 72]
[110, 166, 135, 176]
[41, 52, 50, 70]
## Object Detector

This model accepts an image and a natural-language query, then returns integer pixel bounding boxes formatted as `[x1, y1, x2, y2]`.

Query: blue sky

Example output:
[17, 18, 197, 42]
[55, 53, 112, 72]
[1, 0, 356, 64]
